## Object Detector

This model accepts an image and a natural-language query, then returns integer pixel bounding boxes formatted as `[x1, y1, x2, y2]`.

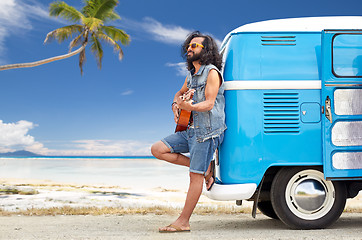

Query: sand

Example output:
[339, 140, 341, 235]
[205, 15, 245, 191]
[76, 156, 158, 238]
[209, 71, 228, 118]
[0, 214, 361, 239]
[0, 178, 361, 214]
[0, 178, 254, 214]
[0, 178, 362, 239]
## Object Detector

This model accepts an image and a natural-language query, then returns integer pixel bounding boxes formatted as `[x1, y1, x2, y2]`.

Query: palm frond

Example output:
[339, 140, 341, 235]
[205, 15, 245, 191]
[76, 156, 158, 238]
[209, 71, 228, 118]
[100, 25, 130, 45]
[44, 25, 83, 44]
[97, 31, 124, 60]
[82, 17, 104, 32]
[82, 0, 120, 22]
[90, 34, 103, 69]
[49, 1, 84, 23]
[69, 33, 85, 52]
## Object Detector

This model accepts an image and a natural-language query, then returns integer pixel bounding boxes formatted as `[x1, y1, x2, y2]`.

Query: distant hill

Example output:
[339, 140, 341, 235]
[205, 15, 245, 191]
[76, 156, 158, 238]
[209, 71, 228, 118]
[0, 150, 42, 157]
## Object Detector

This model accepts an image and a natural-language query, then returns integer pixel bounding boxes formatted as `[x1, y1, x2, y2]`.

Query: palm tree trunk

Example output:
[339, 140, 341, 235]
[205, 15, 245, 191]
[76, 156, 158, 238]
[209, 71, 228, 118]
[0, 43, 87, 71]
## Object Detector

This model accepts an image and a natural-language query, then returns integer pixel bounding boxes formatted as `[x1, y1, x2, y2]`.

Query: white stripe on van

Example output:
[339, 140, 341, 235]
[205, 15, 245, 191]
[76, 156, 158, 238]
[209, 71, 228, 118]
[224, 80, 321, 90]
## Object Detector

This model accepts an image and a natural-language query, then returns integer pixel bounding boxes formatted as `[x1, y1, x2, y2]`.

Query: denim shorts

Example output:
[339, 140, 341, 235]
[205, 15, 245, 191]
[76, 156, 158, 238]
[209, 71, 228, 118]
[161, 128, 224, 175]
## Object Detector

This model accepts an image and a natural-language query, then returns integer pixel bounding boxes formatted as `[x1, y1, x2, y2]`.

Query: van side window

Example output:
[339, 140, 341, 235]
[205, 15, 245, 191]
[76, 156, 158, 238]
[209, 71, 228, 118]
[333, 34, 362, 77]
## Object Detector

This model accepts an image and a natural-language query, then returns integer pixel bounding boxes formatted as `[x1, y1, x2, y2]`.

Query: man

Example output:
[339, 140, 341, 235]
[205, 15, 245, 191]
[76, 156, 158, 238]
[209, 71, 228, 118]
[151, 31, 226, 233]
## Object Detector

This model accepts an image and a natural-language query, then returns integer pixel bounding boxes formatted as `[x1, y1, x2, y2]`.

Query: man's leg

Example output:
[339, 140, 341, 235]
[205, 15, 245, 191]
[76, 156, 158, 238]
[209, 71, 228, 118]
[151, 141, 190, 167]
[159, 172, 204, 232]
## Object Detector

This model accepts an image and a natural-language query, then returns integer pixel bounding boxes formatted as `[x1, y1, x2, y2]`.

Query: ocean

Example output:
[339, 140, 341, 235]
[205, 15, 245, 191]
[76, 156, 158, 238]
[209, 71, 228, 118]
[0, 157, 190, 191]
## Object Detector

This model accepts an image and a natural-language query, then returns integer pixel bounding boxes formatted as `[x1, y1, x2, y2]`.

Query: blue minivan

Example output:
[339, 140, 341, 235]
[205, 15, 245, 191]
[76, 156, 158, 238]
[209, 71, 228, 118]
[204, 16, 362, 229]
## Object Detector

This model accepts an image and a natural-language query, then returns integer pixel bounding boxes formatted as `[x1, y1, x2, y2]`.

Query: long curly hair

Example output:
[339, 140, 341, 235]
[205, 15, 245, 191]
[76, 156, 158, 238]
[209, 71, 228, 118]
[181, 31, 223, 72]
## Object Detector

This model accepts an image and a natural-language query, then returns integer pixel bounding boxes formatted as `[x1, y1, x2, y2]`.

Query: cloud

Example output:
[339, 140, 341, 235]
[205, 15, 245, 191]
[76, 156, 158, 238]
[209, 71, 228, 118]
[141, 17, 192, 45]
[45, 139, 152, 156]
[120, 17, 192, 45]
[0, 0, 50, 29]
[0, 120, 47, 153]
[0, 0, 55, 62]
[0, 28, 7, 64]
[0, 119, 151, 156]
[120, 17, 223, 47]
[119, 17, 222, 76]
[121, 90, 134, 96]
[166, 62, 188, 76]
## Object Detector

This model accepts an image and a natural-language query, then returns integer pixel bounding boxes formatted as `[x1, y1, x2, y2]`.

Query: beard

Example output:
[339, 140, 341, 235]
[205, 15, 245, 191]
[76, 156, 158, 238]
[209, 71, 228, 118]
[186, 51, 202, 63]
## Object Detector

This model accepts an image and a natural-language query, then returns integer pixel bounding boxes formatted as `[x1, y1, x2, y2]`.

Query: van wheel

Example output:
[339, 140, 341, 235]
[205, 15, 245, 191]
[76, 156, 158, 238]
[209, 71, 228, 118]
[257, 201, 279, 219]
[270, 167, 346, 229]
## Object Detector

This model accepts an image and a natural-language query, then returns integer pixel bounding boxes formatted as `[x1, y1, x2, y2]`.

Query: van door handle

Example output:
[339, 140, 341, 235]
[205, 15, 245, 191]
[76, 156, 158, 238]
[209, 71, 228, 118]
[325, 96, 332, 123]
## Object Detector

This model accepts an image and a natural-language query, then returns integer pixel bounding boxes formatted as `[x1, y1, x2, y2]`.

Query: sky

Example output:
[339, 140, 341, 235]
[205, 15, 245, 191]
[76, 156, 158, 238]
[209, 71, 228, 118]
[0, 0, 362, 156]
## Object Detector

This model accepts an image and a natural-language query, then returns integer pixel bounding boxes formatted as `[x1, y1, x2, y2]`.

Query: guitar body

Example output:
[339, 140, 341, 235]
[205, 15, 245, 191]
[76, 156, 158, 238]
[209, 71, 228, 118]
[174, 88, 194, 132]
[175, 109, 191, 132]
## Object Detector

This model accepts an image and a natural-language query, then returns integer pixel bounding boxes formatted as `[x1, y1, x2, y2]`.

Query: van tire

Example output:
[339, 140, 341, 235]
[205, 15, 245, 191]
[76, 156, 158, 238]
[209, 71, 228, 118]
[257, 201, 279, 219]
[270, 167, 346, 229]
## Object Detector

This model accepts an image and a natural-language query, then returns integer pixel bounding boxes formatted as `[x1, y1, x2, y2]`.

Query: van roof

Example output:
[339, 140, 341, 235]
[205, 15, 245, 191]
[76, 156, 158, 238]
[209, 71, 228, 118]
[232, 16, 362, 33]
[221, 16, 362, 49]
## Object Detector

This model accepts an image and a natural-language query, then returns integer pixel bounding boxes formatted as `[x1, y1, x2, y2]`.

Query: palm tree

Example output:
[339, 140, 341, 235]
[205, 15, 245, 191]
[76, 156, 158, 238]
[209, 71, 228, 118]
[0, 0, 130, 74]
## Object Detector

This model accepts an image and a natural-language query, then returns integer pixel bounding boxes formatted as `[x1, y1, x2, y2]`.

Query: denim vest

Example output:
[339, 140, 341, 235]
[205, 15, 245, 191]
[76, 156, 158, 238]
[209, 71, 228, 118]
[187, 64, 227, 142]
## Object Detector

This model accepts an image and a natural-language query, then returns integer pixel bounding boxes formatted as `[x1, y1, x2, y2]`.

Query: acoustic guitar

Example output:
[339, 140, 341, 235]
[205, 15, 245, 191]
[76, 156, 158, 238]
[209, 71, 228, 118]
[175, 89, 194, 132]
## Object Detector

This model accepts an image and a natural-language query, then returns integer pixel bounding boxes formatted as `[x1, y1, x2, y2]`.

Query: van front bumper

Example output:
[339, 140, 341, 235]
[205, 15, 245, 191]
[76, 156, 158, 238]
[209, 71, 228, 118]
[203, 183, 257, 201]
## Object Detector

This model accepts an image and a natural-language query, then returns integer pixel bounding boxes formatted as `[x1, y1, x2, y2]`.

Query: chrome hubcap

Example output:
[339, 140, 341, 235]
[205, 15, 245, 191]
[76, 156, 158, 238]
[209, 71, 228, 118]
[285, 169, 335, 220]
[294, 179, 326, 212]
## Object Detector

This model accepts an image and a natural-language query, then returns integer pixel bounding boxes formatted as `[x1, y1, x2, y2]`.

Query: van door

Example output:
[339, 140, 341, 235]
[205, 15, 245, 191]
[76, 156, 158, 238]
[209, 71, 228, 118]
[322, 30, 362, 179]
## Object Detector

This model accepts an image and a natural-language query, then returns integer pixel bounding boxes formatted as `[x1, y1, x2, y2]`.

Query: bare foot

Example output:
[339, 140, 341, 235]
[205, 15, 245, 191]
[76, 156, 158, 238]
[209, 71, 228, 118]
[159, 223, 190, 233]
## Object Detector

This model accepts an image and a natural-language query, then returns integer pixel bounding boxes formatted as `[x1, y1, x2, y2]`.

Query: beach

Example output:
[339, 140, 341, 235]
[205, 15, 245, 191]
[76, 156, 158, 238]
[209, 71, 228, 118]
[0, 178, 255, 215]
[0, 178, 361, 239]
[0, 177, 361, 215]
[0, 157, 362, 239]
[0, 179, 361, 240]
[0, 157, 255, 215]
[0, 156, 361, 215]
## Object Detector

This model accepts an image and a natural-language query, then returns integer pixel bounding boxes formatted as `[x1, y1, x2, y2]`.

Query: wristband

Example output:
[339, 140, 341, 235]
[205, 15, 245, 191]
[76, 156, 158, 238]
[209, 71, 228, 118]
[171, 102, 177, 107]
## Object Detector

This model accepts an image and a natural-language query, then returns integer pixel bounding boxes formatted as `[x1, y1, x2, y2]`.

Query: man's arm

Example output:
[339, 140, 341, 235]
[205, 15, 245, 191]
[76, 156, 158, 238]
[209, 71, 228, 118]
[177, 69, 221, 112]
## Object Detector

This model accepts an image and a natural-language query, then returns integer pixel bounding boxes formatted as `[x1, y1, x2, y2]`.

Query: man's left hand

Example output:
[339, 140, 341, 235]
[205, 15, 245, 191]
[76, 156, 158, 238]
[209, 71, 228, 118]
[177, 96, 193, 111]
